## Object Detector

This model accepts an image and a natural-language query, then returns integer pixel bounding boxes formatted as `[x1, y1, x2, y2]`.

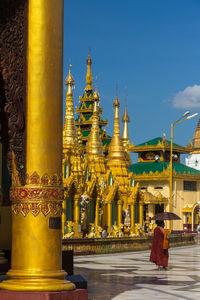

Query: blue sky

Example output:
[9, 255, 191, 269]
[63, 0, 200, 160]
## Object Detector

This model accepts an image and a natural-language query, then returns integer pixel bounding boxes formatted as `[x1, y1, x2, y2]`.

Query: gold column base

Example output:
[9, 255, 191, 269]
[0, 269, 75, 291]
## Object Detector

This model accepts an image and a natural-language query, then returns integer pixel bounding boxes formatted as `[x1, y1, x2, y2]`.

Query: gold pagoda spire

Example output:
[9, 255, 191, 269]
[191, 118, 200, 154]
[122, 104, 130, 141]
[86, 90, 104, 156]
[63, 64, 78, 149]
[85, 51, 93, 92]
[107, 91, 126, 163]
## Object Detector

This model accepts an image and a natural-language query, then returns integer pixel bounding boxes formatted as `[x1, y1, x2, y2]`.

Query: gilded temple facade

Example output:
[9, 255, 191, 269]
[62, 54, 200, 237]
[62, 55, 141, 238]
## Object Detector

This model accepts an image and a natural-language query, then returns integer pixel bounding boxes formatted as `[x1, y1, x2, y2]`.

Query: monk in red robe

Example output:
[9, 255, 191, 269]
[150, 220, 169, 270]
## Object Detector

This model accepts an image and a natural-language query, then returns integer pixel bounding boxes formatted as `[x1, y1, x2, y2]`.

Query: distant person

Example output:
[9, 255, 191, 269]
[150, 220, 169, 270]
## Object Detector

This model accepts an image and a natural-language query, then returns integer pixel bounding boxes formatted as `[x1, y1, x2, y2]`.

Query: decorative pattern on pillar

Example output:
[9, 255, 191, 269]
[0, 0, 27, 185]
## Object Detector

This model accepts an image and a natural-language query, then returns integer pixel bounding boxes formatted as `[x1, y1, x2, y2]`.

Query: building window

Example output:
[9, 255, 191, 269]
[183, 181, 197, 191]
[154, 187, 163, 190]
[141, 187, 147, 190]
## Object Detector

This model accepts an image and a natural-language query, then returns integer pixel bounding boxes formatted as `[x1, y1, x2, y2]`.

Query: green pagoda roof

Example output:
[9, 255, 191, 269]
[84, 114, 92, 121]
[128, 162, 200, 176]
[103, 139, 111, 146]
[81, 129, 111, 142]
[136, 137, 181, 148]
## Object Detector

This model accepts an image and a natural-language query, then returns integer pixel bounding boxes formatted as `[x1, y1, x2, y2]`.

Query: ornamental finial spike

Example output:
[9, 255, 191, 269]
[65, 63, 74, 97]
[85, 51, 93, 91]
[63, 64, 79, 149]
[107, 91, 126, 164]
[113, 84, 120, 107]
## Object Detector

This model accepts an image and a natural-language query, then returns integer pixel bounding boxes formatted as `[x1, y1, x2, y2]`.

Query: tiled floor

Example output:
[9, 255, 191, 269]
[74, 245, 200, 300]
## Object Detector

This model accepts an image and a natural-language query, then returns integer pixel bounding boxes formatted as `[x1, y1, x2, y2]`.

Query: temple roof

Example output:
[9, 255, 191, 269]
[129, 135, 190, 154]
[137, 137, 181, 148]
[128, 161, 200, 176]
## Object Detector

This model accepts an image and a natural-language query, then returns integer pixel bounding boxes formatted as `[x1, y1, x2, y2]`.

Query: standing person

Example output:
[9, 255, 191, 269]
[150, 220, 169, 270]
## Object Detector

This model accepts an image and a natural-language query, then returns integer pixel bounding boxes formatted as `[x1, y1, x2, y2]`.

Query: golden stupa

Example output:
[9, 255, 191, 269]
[62, 54, 142, 238]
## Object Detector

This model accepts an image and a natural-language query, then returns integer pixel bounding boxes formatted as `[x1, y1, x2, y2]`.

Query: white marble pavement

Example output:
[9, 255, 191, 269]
[74, 245, 200, 300]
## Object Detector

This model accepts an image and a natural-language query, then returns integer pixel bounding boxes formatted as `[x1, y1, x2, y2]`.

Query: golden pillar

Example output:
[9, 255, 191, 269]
[95, 198, 102, 237]
[107, 202, 112, 235]
[139, 201, 143, 226]
[145, 205, 149, 232]
[0, 0, 74, 291]
[130, 203, 135, 233]
[117, 200, 122, 225]
[62, 190, 67, 235]
[95, 198, 99, 227]
[73, 195, 80, 238]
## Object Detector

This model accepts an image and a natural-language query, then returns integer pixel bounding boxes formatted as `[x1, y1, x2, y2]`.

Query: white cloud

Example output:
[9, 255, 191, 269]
[173, 84, 200, 109]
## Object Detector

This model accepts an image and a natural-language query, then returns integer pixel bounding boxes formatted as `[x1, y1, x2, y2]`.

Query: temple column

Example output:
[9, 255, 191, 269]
[95, 198, 99, 227]
[139, 201, 143, 227]
[0, 0, 74, 291]
[130, 203, 135, 234]
[73, 195, 80, 238]
[145, 205, 149, 232]
[117, 200, 122, 226]
[107, 202, 112, 235]
[192, 211, 194, 231]
[95, 197, 101, 237]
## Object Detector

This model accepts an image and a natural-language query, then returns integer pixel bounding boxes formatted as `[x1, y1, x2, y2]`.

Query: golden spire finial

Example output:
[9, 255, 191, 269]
[113, 84, 120, 108]
[163, 133, 166, 141]
[107, 91, 126, 164]
[191, 118, 200, 153]
[86, 87, 103, 156]
[65, 63, 74, 96]
[85, 50, 93, 92]
[121, 88, 131, 154]
[63, 64, 78, 149]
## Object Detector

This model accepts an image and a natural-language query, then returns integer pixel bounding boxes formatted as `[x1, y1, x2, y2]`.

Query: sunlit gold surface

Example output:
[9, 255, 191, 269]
[26, 0, 63, 177]
[85, 92, 106, 177]
[107, 94, 130, 190]
[85, 53, 93, 91]
[75, 54, 109, 146]
[63, 65, 79, 150]
[62, 67, 84, 237]
[191, 118, 200, 154]
[108, 95, 126, 164]
[121, 104, 130, 141]
[121, 104, 132, 164]
[0, 0, 75, 292]
[62, 56, 143, 238]
[86, 92, 104, 156]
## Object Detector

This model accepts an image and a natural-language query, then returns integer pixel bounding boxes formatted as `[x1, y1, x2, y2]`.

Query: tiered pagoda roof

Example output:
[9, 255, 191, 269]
[75, 53, 111, 149]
